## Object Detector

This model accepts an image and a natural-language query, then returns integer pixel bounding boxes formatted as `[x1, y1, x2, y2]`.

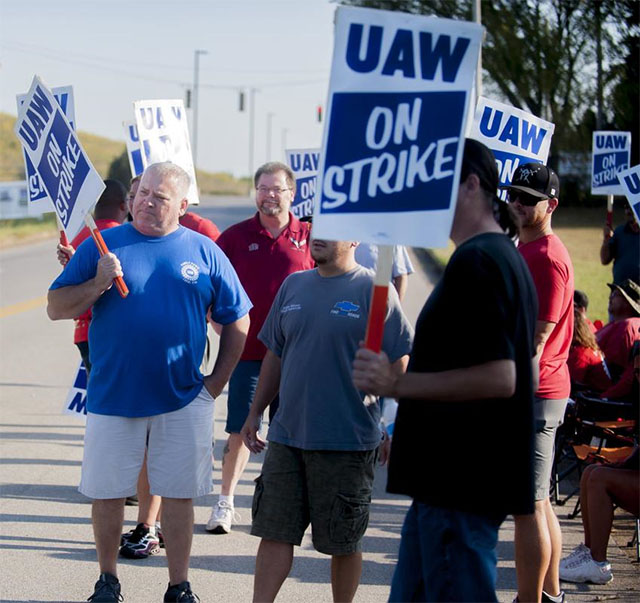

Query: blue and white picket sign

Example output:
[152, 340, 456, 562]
[133, 99, 199, 205]
[617, 164, 640, 226]
[16, 85, 76, 214]
[123, 121, 144, 177]
[312, 7, 482, 248]
[14, 76, 105, 240]
[62, 361, 87, 421]
[469, 97, 555, 198]
[591, 131, 631, 195]
[286, 147, 320, 218]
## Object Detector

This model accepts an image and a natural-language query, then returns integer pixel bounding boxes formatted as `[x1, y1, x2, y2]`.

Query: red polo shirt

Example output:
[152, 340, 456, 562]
[519, 234, 574, 399]
[217, 212, 314, 360]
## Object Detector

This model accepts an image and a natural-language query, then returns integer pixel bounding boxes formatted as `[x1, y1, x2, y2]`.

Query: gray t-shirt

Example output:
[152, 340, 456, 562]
[259, 265, 414, 451]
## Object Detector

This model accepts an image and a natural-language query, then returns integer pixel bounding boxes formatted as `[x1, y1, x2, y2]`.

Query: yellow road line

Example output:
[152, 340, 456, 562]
[0, 295, 47, 319]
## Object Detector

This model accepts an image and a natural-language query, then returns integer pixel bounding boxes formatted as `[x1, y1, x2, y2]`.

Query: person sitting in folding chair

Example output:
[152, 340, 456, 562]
[560, 447, 639, 585]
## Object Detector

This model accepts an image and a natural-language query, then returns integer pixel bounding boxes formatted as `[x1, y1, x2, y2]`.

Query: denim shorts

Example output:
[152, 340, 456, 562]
[533, 397, 568, 500]
[390, 501, 505, 602]
[225, 360, 261, 433]
[250, 442, 376, 555]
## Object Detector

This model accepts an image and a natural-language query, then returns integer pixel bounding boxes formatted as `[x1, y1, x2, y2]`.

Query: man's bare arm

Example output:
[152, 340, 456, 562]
[353, 348, 516, 401]
[203, 313, 250, 398]
[241, 350, 282, 453]
[47, 253, 122, 320]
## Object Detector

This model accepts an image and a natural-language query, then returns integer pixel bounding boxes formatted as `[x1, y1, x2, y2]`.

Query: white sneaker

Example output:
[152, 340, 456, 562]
[559, 543, 590, 569]
[206, 500, 240, 534]
[559, 554, 613, 584]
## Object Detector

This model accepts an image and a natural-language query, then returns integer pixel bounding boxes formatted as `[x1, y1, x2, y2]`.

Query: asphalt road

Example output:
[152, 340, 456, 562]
[0, 196, 637, 602]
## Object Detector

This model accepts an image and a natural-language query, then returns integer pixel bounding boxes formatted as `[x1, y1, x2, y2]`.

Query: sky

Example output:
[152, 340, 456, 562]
[0, 0, 336, 178]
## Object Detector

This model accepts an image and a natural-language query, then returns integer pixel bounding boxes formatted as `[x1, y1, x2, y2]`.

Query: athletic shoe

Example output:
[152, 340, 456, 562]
[541, 590, 565, 603]
[120, 527, 134, 547]
[560, 554, 613, 584]
[87, 573, 123, 602]
[559, 543, 590, 569]
[119, 522, 161, 559]
[122, 523, 164, 548]
[206, 500, 240, 534]
[164, 581, 200, 602]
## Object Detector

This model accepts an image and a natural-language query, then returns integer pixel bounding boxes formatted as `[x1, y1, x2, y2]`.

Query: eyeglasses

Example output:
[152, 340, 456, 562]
[506, 189, 548, 207]
[256, 186, 291, 196]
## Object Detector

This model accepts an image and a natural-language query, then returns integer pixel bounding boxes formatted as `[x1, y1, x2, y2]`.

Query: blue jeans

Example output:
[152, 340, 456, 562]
[389, 501, 505, 602]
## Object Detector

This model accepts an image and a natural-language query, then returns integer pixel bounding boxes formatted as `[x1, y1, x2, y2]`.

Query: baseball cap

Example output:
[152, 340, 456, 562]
[502, 162, 560, 200]
[608, 279, 640, 315]
[461, 138, 499, 195]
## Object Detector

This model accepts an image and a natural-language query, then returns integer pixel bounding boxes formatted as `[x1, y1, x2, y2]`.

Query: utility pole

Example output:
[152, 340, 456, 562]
[472, 0, 482, 99]
[248, 88, 258, 190]
[266, 112, 275, 162]
[281, 127, 289, 161]
[192, 49, 208, 171]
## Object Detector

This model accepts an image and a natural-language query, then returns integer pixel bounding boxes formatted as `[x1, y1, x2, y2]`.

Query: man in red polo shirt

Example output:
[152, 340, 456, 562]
[506, 163, 574, 603]
[205, 161, 314, 534]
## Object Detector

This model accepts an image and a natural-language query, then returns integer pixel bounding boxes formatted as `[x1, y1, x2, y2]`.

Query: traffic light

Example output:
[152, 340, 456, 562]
[185, 89, 192, 109]
[239, 91, 245, 112]
[317, 105, 323, 123]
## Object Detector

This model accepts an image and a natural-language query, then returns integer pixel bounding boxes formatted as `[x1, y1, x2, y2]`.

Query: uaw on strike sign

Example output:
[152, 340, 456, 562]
[591, 131, 631, 195]
[286, 148, 320, 218]
[469, 97, 554, 197]
[312, 7, 482, 248]
[14, 76, 104, 240]
[16, 85, 76, 213]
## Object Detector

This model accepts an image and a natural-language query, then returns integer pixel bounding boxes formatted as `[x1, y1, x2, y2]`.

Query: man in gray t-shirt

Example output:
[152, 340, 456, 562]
[241, 238, 413, 602]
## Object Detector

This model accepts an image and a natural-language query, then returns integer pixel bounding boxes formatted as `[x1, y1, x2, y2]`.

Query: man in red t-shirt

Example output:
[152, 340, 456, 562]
[505, 163, 574, 603]
[205, 162, 314, 535]
[179, 210, 221, 241]
[56, 179, 128, 373]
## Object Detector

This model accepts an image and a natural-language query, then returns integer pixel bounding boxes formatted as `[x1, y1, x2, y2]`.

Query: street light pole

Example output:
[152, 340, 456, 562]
[192, 49, 208, 171]
[266, 112, 275, 162]
[248, 87, 258, 187]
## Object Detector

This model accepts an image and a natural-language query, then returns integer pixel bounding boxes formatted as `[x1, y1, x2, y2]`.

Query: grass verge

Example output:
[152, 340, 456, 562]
[429, 206, 622, 324]
[0, 214, 58, 249]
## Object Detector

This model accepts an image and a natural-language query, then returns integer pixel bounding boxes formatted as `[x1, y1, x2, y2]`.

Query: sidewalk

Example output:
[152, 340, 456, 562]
[1, 244, 638, 602]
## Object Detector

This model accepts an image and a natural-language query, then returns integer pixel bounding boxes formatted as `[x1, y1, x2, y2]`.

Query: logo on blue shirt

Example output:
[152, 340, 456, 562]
[180, 261, 200, 283]
[331, 300, 361, 318]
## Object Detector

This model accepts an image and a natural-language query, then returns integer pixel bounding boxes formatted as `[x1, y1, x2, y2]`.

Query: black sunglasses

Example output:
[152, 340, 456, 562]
[506, 189, 548, 206]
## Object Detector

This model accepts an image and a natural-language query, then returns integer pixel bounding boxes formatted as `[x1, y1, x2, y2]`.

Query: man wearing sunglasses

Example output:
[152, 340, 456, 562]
[505, 163, 574, 603]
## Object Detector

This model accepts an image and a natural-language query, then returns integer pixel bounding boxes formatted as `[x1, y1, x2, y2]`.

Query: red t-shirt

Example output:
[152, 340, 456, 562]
[69, 219, 121, 344]
[519, 234, 574, 399]
[216, 213, 314, 360]
[179, 211, 221, 241]
[567, 345, 612, 392]
[597, 318, 640, 370]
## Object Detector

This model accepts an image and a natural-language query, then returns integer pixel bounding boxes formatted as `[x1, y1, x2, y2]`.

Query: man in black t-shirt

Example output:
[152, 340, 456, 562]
[353, 139, 538, 602]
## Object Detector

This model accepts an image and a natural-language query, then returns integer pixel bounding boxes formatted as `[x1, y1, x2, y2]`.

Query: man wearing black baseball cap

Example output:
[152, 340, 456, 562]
[353, 140, 539, 601]
[505, 163, 574, 603]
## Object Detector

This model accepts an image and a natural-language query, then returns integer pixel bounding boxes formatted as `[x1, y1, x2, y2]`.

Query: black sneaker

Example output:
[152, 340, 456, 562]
[119, 522, 161, 560]
[164, 581, 200, 602]
[87, 573, 123, 602]
[542, 591, 566, 603]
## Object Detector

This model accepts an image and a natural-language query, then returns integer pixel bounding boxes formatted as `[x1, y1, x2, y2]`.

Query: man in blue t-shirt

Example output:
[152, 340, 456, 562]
[48, 162, 251, 603]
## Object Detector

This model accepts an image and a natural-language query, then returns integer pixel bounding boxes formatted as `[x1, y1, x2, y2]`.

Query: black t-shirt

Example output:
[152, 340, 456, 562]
[387, 233, 538, 517]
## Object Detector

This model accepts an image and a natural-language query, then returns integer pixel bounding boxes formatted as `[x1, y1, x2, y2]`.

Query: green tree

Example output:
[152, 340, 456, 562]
[337, 0, 634, 161]
[107, 150, 132, 187]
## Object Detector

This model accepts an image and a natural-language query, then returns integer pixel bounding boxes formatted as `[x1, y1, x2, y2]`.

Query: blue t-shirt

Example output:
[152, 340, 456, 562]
[50, 223, 252, 417]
